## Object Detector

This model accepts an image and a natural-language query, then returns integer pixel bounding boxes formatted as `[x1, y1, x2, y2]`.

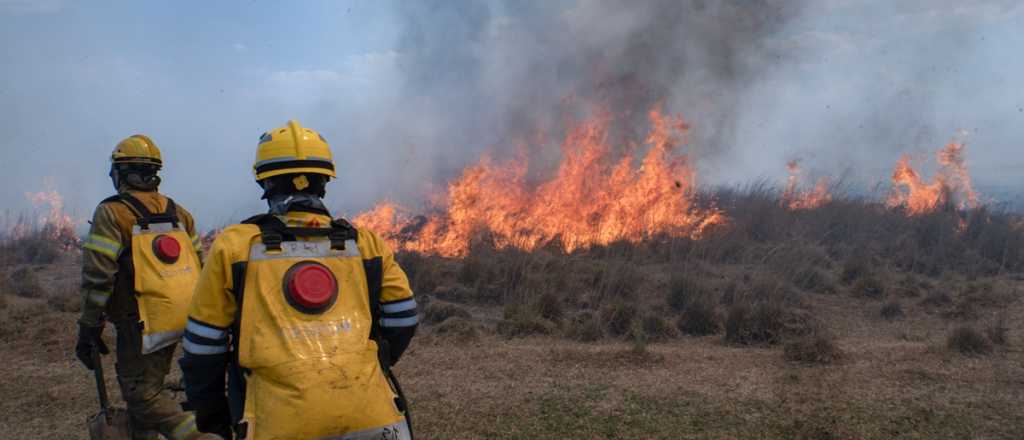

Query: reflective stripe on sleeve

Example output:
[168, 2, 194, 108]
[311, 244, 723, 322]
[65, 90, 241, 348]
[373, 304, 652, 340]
[87, 289, 112, 306]
[185, 318, 227, 340]
[381, 315, 419, 328]
[190, 234, 201, 249]
[170, 414, 198, 440]
[182, 338, 228, 355]
[381, 298, 417, 314]
[82, 234, 121, 258]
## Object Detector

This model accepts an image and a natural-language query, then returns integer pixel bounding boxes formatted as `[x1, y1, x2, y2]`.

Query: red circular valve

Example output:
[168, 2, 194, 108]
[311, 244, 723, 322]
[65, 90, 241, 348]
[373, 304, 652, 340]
[284, 262, 338, 312]
[152, 235, 181, 263]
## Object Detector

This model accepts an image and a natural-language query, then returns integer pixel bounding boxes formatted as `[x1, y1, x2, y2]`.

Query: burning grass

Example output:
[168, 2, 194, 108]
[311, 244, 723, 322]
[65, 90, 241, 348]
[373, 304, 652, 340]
[355, 107, 725, 257]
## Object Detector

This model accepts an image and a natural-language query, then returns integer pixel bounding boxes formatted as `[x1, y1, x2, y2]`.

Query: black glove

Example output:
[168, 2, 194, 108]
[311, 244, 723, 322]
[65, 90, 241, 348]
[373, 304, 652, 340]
[193, 399, 233, 439]
[75, 323, 109, 370]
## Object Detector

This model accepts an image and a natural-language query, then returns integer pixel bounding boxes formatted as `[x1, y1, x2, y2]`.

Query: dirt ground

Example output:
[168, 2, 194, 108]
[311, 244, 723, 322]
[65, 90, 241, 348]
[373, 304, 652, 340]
[1, 257, 1022, 440]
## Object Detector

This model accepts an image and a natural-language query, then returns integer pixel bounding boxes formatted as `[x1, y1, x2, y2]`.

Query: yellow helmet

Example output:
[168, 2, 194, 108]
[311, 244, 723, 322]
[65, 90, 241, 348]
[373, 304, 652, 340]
[254, 120, 336, 181]
[111, 134, 162, 168]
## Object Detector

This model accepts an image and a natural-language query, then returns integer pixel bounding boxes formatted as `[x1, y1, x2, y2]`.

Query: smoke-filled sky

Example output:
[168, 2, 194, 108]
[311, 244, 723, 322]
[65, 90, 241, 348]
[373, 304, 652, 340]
[1, 0, 1022, 230]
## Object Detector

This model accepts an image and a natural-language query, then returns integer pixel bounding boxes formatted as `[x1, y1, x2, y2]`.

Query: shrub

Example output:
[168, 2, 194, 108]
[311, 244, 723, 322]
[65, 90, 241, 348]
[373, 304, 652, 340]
[423, 301, 472, 324]
[985, 319, 1009, 346]
[792, 266, 836, 294]
[533, 292, 564, 323]
[433, 317, 481, 342]
[724, 300, 787, 345]
[943, 298, 980, 321]
[497, 304, 556, 338]
[0, 233, 63, 265]
[564, 311, 604, 342]
[600, 302, 638, 337]
[640, 313, 679, 341]
[947, 326, 993, 356]
[397, 252, 445, 296]
[920, 290, 953, 307]
[47, 293, 81, 313]
[783, 328, 844, 365]
[5, 267, 45, 298]
[666, 272, 711, 311]
[879, 301, 904, 321]
[677, 294, 721, 336]
[591, 262, 645, 303]
[851, 276, 885, 299]
[840, 253, 871, 285]
[496, 315, 556, 338]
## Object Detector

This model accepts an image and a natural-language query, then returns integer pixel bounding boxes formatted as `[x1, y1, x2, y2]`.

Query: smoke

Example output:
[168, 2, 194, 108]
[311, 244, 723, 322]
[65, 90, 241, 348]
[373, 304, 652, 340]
[362, 0, 1023, 208]
[384, 1, 806, 180]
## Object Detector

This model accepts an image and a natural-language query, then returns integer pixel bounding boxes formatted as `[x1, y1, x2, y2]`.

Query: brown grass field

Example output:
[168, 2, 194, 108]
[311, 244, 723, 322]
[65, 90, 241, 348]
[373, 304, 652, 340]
[2, 191, 1023, 439]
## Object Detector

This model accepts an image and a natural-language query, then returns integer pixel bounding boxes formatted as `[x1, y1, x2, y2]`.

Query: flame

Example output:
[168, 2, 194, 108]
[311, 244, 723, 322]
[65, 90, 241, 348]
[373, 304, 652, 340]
[887, 133, 979, 215]
[781, 160, 831, 210]
[354, 107, 725, 256]
[21, 177, 81, 249]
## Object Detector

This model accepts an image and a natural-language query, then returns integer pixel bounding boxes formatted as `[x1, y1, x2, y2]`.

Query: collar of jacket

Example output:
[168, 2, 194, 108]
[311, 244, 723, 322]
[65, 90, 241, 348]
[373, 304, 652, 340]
[275, 210, 333, 228]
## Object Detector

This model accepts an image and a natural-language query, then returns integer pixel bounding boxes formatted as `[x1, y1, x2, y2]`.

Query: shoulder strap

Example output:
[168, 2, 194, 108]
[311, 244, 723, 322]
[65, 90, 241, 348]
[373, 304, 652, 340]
[116, 193, 181, 229]
[364, 255, 384, 346]
[243, 213, 357, 251]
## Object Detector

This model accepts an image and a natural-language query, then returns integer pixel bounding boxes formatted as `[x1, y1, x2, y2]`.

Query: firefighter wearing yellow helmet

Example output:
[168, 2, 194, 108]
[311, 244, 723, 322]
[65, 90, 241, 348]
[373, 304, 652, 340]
[76, 135, 218, 439]
[180, 120, 418, 439]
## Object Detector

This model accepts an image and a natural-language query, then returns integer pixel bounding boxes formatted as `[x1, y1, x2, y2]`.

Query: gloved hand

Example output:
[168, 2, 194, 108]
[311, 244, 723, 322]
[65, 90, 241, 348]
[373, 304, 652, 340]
[75, 323, 109, 370]
[194, 400, 233, 439]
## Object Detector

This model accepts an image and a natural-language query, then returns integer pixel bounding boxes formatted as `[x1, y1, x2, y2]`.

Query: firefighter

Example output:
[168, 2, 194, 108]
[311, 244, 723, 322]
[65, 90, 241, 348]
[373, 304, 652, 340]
[180, 120, 418, 439]
[75, 135, 219, 439]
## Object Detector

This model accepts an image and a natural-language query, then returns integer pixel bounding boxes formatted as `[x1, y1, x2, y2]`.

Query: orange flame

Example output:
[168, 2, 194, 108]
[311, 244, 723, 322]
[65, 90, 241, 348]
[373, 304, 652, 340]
[22, 177, 81, 248]
[354, 107, 725, 256]
[887, 133, 979, 215]
[781, 160, 831, 210]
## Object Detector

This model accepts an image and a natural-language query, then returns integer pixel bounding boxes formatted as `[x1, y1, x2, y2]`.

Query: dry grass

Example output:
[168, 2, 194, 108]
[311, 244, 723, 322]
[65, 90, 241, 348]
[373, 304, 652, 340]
[783, 327, 844, 365]
[2, 190, 1023, 438]
[947, 326, 994, 356]
[423, 300, 472, 324]
[4, 267, 46, 298]
[879, 301, 904, 321]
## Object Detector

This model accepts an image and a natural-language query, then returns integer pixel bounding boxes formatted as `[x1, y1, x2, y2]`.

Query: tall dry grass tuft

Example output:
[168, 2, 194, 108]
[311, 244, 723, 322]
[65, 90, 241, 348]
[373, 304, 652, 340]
[947, 326, 993, 356]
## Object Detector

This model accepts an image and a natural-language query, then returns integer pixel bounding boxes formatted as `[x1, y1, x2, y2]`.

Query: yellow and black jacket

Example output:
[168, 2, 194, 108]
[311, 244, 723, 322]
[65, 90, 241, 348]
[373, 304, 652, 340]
[80, 190, 201, 328]
[180, 209, 417, 440]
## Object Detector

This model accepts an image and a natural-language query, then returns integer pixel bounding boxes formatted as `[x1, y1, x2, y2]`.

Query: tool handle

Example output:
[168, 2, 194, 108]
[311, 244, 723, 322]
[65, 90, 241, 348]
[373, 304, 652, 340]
[91, 345, 112, 423]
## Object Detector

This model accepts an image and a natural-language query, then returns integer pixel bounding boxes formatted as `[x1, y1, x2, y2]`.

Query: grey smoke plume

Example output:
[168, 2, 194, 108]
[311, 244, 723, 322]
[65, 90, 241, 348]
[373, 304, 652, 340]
[363, 0, 1023, 209]
[388, 1, 806, 174]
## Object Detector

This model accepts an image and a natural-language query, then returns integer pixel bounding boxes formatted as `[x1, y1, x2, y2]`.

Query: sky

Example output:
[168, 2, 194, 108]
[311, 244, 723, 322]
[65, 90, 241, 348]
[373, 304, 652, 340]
[1, 0, 1022, 231]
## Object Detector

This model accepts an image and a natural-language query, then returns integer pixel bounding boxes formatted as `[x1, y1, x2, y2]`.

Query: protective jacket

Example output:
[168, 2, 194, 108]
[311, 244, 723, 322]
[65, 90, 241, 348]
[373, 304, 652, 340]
[180, 209, 418, 440]
[80, 189, 202, 327]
